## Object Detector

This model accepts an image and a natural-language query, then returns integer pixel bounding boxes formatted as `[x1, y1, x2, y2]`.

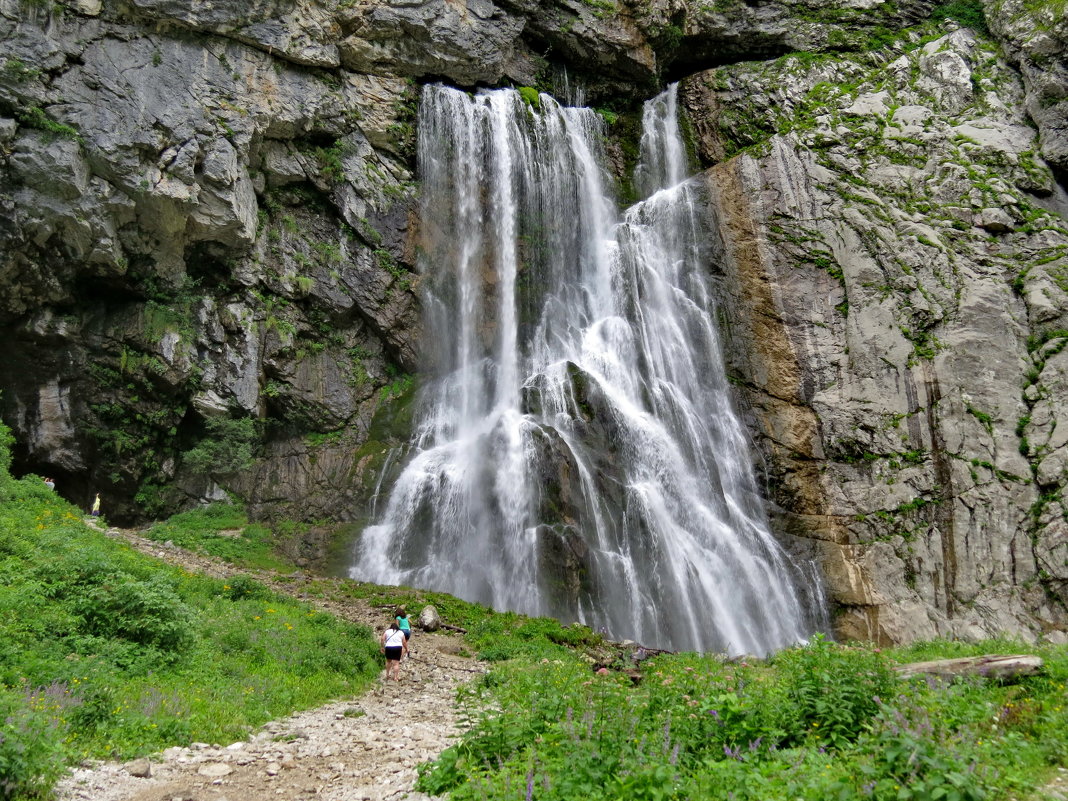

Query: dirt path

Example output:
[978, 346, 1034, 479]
[54, 525, 484, 801]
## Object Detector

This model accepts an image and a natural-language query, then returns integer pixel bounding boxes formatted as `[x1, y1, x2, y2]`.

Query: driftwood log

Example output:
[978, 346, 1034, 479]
[895, 654, 1043, 680]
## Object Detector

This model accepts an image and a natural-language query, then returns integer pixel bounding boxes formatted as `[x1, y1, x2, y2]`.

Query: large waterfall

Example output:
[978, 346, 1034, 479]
[353, 83, 823, 655]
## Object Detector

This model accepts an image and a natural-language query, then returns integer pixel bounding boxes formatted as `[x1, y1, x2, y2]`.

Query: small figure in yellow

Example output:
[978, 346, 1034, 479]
[90, 493, 101, 517]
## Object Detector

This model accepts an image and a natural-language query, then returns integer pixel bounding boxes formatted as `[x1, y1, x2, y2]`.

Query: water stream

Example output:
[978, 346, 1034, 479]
[352, 83, 823, 655]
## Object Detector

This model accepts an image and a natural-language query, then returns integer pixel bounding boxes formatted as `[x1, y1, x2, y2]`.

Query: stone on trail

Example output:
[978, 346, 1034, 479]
[418, 604, 441, 631]
[123, 758, 152, 777]
[196, 762, 233, 777]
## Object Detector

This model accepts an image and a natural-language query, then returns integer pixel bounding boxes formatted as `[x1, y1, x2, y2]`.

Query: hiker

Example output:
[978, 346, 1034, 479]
[395, 605, 412, 650]
[90, 493, 101, 517]
[380, 619, 408, 681]
[43, 477, 55, 491]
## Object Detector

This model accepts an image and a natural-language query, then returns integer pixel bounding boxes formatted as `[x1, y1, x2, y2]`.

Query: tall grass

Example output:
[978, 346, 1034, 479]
[0, 421, 381, 799]
[418, 635, 1068, 800]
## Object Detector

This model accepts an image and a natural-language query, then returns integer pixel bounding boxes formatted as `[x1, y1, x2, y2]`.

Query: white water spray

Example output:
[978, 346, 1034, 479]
[353, 84, 823, 654]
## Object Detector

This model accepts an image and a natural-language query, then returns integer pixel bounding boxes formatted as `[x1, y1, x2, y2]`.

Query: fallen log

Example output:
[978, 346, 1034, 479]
[895, 654, 1043, 680]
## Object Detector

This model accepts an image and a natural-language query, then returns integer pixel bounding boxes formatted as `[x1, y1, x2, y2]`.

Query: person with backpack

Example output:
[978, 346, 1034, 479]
[380, 619, 408, 681]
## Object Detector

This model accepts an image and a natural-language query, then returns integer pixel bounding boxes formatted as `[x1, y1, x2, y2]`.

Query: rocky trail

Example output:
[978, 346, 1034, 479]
[54, 524, 484, 801]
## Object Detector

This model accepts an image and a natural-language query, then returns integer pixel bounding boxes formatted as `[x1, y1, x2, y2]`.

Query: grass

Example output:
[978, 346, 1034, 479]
[417, 636, 1068, 800]
[143, 502, 295, 572]
[0, 422, 381, 799]
[5, 418, 1068, 801]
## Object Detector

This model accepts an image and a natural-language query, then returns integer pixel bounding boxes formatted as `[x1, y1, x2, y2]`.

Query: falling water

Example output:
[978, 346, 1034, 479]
[353, 83, 823, 654]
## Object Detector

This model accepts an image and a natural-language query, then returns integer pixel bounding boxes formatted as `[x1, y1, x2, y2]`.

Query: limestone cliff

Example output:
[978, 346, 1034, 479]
[1, 0, 1066, 643]
[684, 22, 1068, 644]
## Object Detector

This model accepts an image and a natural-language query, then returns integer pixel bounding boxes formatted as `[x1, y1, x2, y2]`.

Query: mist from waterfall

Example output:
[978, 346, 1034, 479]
[352, 83, 824, 655]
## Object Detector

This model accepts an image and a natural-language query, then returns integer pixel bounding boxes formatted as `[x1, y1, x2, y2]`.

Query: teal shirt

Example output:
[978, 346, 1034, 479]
[397, 615, 411, 632]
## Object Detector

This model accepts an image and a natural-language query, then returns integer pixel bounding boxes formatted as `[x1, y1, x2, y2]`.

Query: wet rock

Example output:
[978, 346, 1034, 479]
[688, 26, 1068, 645]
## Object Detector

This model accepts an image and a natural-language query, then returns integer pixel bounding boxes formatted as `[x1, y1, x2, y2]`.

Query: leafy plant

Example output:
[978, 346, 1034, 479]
[75, 574, 196, 653]
[930, 0, 989, 35]
[0, 691, 67, 801]
[181, 416, 258, 476]
[774, 634, 896, 746]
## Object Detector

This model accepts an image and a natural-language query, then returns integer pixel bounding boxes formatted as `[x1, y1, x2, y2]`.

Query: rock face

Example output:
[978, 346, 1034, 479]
[987, 0, 1068, 177]
[2, 0, 1067, 644]
[685, 25, 1068, 644]
[1, 0, 424, 522]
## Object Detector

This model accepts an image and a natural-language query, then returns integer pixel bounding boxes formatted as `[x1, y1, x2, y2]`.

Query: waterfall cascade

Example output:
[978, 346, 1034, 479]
[353, 83, 824, 654]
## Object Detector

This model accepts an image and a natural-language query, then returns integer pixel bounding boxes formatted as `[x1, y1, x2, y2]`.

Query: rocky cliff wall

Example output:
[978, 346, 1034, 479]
[2, 0, 1066, 642]
[0, 0, 936, 519]
[686, 22, 1068, 643]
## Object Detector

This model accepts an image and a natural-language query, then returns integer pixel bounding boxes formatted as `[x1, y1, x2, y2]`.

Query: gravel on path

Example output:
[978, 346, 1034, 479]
[53, 524, 485, 801]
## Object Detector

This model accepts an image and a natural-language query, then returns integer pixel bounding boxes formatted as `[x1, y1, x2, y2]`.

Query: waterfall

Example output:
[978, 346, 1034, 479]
[353, 83, 823, 655]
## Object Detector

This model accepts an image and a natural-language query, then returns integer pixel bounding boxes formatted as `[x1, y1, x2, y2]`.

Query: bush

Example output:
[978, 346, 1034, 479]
[0, 690, 67, 801]
[181, 417, 258, 476]
[76, 574, 196, 652]
[930, 0, 988, 35]
[0, 419, 13, 479]
[223, 574, 272, 600]
[774, 634, 897, 746]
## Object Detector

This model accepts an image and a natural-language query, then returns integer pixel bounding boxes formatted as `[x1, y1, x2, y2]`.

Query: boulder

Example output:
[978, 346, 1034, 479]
[123, 758, 152, 778]
[974, 208, 1015, 232]
[418, 605, 441, 632]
